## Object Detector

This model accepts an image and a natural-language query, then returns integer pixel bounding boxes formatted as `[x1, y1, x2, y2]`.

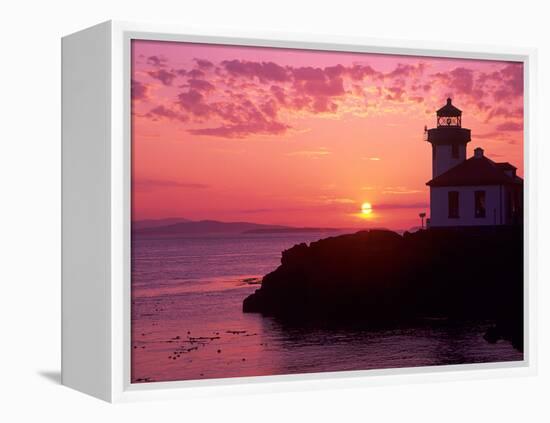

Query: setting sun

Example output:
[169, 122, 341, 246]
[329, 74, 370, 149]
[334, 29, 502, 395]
[361, 202, 373, 215]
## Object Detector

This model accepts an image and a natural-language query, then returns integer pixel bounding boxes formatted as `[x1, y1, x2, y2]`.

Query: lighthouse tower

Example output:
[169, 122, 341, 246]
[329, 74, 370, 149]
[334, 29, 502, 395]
[424, 98, 471, 178]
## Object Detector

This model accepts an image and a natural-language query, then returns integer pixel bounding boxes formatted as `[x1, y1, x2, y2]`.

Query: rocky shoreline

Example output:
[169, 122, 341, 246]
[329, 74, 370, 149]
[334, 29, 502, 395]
[243, 227, 523, 351]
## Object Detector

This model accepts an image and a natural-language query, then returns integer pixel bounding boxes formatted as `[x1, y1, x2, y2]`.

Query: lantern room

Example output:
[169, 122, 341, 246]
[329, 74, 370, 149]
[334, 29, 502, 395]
[425, 98, 471, 178]
[437, 98, 462, 127]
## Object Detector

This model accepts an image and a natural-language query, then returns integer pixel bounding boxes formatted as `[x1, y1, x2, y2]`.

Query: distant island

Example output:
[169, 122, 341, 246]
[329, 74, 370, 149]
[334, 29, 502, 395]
[132, 217, 192, 230]
[243, 227, 523, 351]
[133, 218, 343, 237]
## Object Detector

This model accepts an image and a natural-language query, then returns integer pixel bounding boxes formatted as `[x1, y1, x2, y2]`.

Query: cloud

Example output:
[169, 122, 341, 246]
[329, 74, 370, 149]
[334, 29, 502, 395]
[291, 66, 327, 81]
[187, 69, 205, 79]
[260, 99, 278, 118]
[349, 64, 382, 80]
[147, 69, 177, 86]
[186, 79, 215, 92]
[131, 79, 148, 100]
[175, 86, 290, 137]
[222, 60, 289, 82]
[474, 131, 503, 140]
[374, 202, 429, 210]
[408, 95, 424, 103]
[146, 105, 188, 122]
[270, 85, 287, 104]
[289, 71, 346, 114]
[173, 68, 188, 77]
[188, 120, 289, 138]
[428, 63, 523, 126]
[177, 89, 212, 118]
[194, 58, 214, 70]
[321, 197, 356, 204]
[449, 67, 474, 94]
[321, 63, 382, 81]
[287, 148, 331, 158]
[496, 121, 523, 131]
[385, 86, 405, 102]
[484, 106, 523, 122]
[382, 187, 423, 194]
[431, 67, 477, 98]
[385, 63, 426, 79]
[239, 202, 361, 214]
[147, 55, 167, 67]
[135, 57, 523, 140]
[297, 76, 345, 97]
[492, 64, 523, 102]
[134, 179, 209, 190]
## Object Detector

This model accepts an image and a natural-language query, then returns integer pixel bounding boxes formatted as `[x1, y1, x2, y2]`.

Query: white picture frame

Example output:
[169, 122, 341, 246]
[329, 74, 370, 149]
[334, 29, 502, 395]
[61, 20, 538, 403]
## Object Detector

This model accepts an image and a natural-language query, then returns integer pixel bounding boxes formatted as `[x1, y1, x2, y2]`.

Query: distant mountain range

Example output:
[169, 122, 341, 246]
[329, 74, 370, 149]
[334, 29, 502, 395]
[132, 218, 342, 236]
[132, 217, 191, 230]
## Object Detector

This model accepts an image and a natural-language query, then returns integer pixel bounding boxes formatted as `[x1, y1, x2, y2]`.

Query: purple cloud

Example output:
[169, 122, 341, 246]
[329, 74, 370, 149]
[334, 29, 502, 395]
[137, 58, 523, 140]
[493, 64, 523, 102]
[292, 66, 326, 81]
[194, 58, 214, 70]
[147, 69, 177, 86]
[385, 86, 405, 102]
[146, 105, 188, 122]
[496, 121, 523, 131]
[146, 55, 167, 67]
[222, 60, 290, 82]
[132, 79, 148, 101]
[187, 79, 215, 92]
[189, 120, 289, 139]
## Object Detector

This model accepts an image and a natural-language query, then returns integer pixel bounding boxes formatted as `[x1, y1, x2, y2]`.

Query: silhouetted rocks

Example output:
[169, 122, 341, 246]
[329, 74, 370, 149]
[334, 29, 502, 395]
[243, 227, 523, 351]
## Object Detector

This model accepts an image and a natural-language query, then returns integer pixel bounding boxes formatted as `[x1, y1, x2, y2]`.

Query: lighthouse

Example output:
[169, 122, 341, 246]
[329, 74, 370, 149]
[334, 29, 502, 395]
[424, 98, 523, 228]
[424, 98, 471, 178]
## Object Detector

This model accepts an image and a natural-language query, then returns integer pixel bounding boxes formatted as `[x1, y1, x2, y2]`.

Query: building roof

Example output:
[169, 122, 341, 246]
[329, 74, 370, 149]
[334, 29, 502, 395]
[496, 162, 517, 171]
[437, 98, 462, 116]
[427, 154, 523, 187]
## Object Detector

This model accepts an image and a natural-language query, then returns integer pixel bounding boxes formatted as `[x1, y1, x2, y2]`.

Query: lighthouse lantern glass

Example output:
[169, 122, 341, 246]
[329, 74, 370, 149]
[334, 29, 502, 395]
[437, 115, 461, 127]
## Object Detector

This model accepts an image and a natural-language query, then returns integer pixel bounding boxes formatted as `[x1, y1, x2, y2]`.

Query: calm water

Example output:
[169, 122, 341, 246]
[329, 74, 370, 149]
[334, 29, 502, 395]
[131, 232, 523, 383]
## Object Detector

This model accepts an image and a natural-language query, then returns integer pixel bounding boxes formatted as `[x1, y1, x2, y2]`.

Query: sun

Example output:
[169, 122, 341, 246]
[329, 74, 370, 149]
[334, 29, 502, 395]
[361, 202, 373, 215]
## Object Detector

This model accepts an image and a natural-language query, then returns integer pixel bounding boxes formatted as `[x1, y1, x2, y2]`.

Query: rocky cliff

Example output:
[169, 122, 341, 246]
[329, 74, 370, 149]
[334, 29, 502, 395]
[243, 227, 523, 351]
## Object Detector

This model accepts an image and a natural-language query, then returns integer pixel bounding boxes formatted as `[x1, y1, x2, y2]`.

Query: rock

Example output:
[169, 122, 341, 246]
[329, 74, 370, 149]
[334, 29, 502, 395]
[483, 326, 499, 344]
[243, 227, 523, 351]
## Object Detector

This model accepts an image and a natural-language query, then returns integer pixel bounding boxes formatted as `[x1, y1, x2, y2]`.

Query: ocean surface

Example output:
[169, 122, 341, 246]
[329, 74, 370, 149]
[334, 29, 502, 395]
[131, 232, 523, 383]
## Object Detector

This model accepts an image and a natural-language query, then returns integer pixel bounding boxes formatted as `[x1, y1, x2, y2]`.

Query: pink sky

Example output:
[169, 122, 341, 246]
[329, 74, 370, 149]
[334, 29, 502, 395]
[131, 40, 523, 230]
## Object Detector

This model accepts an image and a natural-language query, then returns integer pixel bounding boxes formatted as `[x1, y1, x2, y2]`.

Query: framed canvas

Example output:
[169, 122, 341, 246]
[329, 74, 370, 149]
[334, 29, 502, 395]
[61, 20, 538, 402]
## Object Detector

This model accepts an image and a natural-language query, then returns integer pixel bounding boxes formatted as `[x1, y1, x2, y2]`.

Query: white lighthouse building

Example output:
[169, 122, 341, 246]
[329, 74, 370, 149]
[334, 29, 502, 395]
[425, 98, 523, 228]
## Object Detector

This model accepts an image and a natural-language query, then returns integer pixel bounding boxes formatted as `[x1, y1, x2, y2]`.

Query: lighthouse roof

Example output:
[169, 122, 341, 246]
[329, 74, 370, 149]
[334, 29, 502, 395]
[426, 152, 522, 187]
[437, 98, 462, 116]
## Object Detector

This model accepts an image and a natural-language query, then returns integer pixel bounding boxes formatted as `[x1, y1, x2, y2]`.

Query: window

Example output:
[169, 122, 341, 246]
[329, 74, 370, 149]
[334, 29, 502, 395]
[448, 191, 459, 218]
[475, 190, 486, 218]
[438, 116, 460, 127]
[451, 143, 459, 159]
